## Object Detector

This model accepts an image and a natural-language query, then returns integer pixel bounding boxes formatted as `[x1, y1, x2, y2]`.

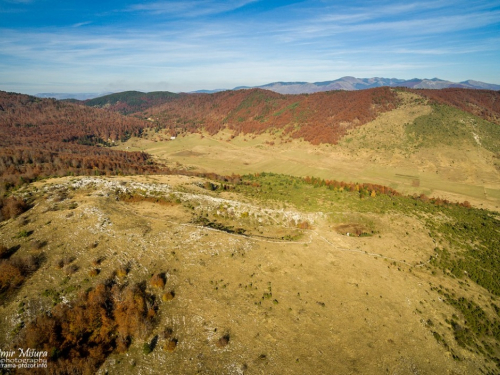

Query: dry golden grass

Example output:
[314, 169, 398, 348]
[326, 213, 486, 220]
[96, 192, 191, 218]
[0, 175, 496, 374]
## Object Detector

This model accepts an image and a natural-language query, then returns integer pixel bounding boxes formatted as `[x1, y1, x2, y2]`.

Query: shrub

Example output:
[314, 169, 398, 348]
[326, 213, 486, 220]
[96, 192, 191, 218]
[30, 240, 46, 250]
[89, 268, 100, 277]
[150, 273, 166, 289]
[161, 291, 175, 302]
[0, 244, 9, 258]
[0, 255, 42, 302]
[216, 334, 230, 348]
[64, 264, 79, 275]
[163, 338, 178, 352]
[116, 266, 128, 278]
[92, 257, 104, 266]
[0, 196, 29, 222]
[14, 229, 32, 238]
[142, 342, 152, 355]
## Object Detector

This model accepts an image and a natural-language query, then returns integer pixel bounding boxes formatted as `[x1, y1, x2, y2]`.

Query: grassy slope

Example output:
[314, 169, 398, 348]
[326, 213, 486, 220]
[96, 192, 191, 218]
[0, 174, 498, 374]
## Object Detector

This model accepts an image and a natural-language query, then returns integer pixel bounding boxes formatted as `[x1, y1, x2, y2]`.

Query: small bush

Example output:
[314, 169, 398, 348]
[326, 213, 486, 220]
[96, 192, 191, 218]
[30, 240, 46, 250]
[161, 291, 175, 302]
[150, 273, 166, 289]
[64, 264, 79, 276]
[296, 220, 311, 230]
[14, 230, 32, 238]
[116, 266, 128, 278]
[0, 255, 43, 301]
[142, 342, 152, 355]
[0, 197, 29, 222]
[216, 334, 230, 348]
[0, 244, 9, 258]
[89, 268, 100, 277]
[55, 256, 75, 269]
[163, 327, 173, 339]
[163, 338, 178, 352]
[92, 257, 104, 266]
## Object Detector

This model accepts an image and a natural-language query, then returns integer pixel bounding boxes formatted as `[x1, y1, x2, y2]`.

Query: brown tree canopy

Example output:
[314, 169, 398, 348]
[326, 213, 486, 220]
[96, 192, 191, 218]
[404, 88, 500, 125]
[0, 91, 159, 192]
[142, 87, 400, 145]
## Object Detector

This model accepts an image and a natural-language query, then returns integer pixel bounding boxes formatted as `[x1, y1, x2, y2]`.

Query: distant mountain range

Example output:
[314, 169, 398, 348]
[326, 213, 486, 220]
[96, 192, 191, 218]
[192, 76, 500, 94]
[36, 92, 114, 100]
[35, 77, 500, 100]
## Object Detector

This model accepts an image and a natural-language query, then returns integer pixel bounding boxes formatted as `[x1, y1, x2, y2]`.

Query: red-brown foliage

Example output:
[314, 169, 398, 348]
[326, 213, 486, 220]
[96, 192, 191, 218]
[14, 281, 157, 374]
[0, 255, 42, 302]
[0, 195, 29, 221]
[302, 175, 400, 197]
[0, 260, 25, 294]
[0, 91, 148, 144]
[404, 88, 500, 125]
[141, 87, 400, 145]
[0, 91, 161, 192]
[150, 273, 166, 289]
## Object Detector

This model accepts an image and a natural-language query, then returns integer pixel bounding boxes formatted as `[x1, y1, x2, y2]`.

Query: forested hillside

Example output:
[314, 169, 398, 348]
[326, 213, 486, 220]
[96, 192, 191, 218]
[83, 90, 180, 115]
[0, 91, 159, 193]
[405, 88, 500, 125]
[141, 87, 400, 144]
[134, 87, 500, 146]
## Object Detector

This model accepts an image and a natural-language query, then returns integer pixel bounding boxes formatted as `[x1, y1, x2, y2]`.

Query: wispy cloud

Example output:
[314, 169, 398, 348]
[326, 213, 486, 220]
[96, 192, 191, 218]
[72, 21, 92, 28]
[2, 0, 35, 3]
[275, 2, 500, 43]
[126, 0, 259, 17]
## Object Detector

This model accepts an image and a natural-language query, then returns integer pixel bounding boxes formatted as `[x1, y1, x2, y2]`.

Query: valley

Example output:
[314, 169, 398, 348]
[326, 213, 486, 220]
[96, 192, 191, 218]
[118, 92, 500, 211]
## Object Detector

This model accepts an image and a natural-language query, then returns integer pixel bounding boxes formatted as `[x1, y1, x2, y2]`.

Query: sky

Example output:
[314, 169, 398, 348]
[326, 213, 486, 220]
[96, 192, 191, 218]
[1, 0, 499, 95]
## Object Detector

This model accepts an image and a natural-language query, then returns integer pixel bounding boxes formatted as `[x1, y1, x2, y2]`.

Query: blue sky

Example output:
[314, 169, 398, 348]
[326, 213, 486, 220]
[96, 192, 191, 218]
[1, 0, 499, 94]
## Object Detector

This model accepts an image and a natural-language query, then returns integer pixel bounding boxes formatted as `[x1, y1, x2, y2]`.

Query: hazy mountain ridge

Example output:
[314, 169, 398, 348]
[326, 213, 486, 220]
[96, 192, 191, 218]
[36, 92, 114, 100]
[34, 77, 500, 99]
[254, 77, 500, 94]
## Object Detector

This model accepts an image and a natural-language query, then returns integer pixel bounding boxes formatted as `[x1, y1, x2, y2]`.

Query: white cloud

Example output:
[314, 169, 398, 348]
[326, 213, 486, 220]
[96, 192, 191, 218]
[72, 21, 92, 28]
[126, 0, 259, 17]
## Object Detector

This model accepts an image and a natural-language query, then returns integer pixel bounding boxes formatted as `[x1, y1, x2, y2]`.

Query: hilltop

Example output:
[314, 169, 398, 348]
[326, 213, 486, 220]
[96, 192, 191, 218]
[0, 172, 499, 374]
[82, 91, 180, 115]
